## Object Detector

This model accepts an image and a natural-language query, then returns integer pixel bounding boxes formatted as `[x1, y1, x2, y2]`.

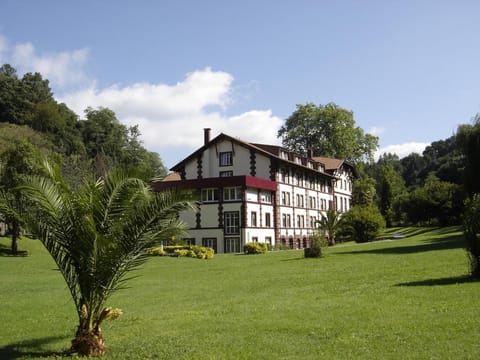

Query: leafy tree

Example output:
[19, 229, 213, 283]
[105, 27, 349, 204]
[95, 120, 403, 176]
[351, 163, 376, 207]
[0, 141, 46, 254]
[121, 125, 167, 179]
[0, 64, 25, 124]
[457, 116, 480, 196]
[421, 136, 464, 185]
[399, 174, 463, 226]
[463, 194, 480, 279]
[375, 164, 406, 227]
[340, 205, 385, 243]
[80, 107, 128, 165]
[278, 102, 378, 163]
[352, 176, 376, 207]
[20, 162, 195, 356]
[316, 209, 341, 245]
[400, 152, 426, 189]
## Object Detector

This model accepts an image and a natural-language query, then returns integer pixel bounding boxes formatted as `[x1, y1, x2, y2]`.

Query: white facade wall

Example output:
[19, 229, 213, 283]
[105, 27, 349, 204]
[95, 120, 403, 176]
[167, 133, 354, 253]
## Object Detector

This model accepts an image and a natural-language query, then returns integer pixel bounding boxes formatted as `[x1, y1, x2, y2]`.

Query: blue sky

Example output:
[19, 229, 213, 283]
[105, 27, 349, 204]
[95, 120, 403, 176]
[1, 0, 480, 168]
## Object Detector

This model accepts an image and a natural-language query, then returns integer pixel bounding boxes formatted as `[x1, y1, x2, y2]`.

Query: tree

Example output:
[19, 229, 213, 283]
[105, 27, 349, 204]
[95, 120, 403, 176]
[400, 152, 426, 189]
[463, 194, 480, 279]
[399, 174, 463, 226]
[316, 209, 341, 245]
[0, 141, 46, 254]
[340, 205, 385, 243]
[20, 162, 194, 356]
[457, 116, 480, 196]
[422, 136, 464, 185]
[352, 176, 376, 207]
[278, 102, 378, 163]
[375, 164, 406, 227]
[0, 64, 25, 124]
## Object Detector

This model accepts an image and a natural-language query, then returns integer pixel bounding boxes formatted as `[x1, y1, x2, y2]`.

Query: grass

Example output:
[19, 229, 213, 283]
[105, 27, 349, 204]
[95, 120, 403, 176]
[0, 227, 479, 359]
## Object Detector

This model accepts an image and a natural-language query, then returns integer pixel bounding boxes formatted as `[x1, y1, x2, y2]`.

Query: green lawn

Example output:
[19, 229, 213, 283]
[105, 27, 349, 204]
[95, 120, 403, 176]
[1, 227, 479, 359]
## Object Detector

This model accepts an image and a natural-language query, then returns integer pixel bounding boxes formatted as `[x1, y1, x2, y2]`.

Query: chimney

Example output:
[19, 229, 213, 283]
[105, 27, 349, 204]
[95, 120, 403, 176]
[307, 148, 314, 159]
[204, 128, 211, 145]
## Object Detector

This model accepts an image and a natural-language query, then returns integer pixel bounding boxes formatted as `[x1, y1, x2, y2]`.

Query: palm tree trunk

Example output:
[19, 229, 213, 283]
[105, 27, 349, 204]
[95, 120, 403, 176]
[71, 324, 106, 357]
[11, 220, 19, 255]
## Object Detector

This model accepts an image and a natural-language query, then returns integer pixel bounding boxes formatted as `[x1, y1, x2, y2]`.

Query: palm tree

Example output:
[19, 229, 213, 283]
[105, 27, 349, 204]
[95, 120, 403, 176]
[316, 209, 341, 246]
[20, 162, 194, 356]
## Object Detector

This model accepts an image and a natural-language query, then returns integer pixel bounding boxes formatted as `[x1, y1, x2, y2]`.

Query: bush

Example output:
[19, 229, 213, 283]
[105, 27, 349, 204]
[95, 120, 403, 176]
[146, 245, 214, 259]
[304, 231, 327, 258]
[244, 242, 268, 254]
[340, 205, 386, 243]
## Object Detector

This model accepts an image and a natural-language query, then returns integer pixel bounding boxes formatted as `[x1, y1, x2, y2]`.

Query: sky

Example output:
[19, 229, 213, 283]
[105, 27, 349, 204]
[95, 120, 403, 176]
[1, 0, 480, 169]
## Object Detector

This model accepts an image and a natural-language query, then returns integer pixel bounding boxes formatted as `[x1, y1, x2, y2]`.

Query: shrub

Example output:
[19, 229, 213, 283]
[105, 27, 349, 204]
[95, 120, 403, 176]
[147, 245, 214, 259]
[146, 246, 166, 256]
[304, 231, 327, 258]
[244, 242, 268, 254]
[340, 205, 386, 243]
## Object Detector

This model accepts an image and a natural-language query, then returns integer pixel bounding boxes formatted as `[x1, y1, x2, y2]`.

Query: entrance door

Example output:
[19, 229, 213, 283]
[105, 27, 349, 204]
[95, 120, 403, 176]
[224, 237, 241, 253]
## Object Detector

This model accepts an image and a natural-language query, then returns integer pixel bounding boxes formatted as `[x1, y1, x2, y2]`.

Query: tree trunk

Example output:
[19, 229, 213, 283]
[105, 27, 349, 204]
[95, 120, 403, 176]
[11, 220, 18, 255]
[71, 325, 106, 357]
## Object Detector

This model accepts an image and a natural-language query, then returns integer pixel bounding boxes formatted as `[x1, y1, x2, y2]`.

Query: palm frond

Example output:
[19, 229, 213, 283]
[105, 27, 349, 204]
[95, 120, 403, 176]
[21, 162, 196, 330]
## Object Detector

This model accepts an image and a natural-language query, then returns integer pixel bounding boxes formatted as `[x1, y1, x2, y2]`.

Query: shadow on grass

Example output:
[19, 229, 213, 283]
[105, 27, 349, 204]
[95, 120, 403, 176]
[336, 234, 465, 255]
[0, 243, 28, 257]
[381, 227, 435, 238]
[0, 335, 72, 359]
[396, 275, 477, 287]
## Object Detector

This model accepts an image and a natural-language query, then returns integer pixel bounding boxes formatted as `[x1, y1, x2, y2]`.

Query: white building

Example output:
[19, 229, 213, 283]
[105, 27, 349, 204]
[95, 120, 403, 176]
[153, 129, 356, 253]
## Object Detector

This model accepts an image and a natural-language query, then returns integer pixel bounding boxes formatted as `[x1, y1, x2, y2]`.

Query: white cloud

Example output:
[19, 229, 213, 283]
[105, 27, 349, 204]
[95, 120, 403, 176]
[0, 34, 90, 88]
[376, 142, 429, 159]
[59, 68, 283, 160]
[11, 42, 90, 87]
[0, 34, 283, 166]
[368, 126, 385, 136]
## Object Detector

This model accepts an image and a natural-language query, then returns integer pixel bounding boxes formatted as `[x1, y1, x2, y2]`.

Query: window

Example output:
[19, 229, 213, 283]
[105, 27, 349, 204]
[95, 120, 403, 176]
[282, 214, 287, 227]
[281, 192, 286, 205]
[201, 188, 219, 202]
[202, 238, 217, 252]
[265, 213, 271, 227]
[219, 151, 233, 166]
[224, 187, 241, 201]
[220, 170, 233, 177]
[183, 238, 195, 245]
[224, 211, 240, 234]
[287, 214, 291, 227]
[261, 192, 272, 203]
[251, 212, 257, 227]
[252, 237, 258, 242]
[224, 237, 241, 253]
[265, 237, 272, 246]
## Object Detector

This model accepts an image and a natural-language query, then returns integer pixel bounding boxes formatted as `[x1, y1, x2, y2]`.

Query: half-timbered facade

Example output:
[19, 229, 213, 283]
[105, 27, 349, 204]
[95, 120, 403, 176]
[153, 129, 356, 253]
